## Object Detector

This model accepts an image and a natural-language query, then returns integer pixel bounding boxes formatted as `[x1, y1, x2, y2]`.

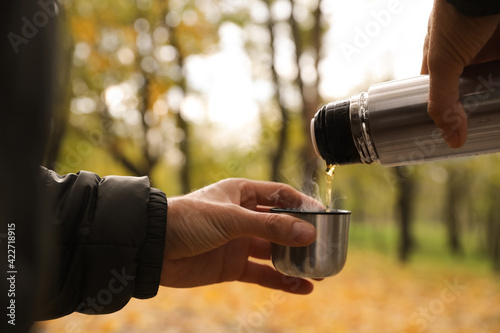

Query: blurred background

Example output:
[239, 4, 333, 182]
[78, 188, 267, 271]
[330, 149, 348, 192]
[36, 0, 500, 332]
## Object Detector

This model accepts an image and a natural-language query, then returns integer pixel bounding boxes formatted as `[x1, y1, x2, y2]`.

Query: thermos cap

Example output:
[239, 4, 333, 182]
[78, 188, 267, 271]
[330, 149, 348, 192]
[310, 117, 321, 159]
[311, 99, 362, 165]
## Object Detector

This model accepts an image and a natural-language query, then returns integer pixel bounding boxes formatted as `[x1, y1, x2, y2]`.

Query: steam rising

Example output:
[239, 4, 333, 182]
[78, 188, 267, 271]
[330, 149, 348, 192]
[266, 162, 347, 212]
[298, 179, 346, 212]
[300, 180, 324, 211]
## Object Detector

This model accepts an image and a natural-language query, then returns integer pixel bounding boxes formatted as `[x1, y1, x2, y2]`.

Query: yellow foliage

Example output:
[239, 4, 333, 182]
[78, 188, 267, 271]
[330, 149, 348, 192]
[37, 248, 500, 333]
[71, 16, 98, 44]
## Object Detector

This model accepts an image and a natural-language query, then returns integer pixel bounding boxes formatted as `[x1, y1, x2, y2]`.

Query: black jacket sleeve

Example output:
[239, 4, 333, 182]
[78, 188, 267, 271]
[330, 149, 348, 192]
[37, 167, 167, 319]
[447, 0, 500, 16]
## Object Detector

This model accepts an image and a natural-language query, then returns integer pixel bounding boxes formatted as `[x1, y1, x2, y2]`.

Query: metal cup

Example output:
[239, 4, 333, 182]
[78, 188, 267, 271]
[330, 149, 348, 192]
[270, 208, 351, 278]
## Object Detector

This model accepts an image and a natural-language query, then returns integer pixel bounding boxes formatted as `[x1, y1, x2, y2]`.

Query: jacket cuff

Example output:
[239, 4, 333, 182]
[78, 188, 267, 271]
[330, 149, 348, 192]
[447, 0, 500, 16]
[134, 188, 167, 299]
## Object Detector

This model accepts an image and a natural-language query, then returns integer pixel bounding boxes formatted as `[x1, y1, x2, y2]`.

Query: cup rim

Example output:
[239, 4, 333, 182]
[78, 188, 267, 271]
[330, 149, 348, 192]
[270, 207, 351, 215]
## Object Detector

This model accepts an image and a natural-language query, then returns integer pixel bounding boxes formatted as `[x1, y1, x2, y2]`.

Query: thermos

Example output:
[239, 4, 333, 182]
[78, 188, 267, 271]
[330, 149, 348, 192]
[311, 60, 500, 166]
[270, 208, 351, 278]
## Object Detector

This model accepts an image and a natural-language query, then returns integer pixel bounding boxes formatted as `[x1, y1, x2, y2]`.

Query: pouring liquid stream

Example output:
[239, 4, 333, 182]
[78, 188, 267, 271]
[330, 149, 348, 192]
[325, 164, 336, 212]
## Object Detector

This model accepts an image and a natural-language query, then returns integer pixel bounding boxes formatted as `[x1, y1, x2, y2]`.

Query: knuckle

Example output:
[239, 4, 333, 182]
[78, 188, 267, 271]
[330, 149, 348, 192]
[239, 181, 257, 208]
[264, 213, 286, 238]
[427, 106, 444, 120]
[275, 185, 300, 207]
[217, 178, 235, 187]
[237, 178, 250, 192]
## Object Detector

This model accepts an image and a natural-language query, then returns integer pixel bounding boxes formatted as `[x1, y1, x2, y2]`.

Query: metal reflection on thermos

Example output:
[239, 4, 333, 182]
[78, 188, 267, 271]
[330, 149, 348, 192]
[311, 59, 500, 167]
[270, 208, 351, 278]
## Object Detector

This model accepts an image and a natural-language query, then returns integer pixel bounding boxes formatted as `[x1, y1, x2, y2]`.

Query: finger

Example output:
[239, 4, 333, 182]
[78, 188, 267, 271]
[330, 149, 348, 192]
[472, 23, 500, 64]
[421, 48, 428, 75]
[238, 261, 314, 295]
[254, 204, 325, 213]
[427, 59, 468, 148]
[218, 206, 316, 246]
[425, 2, 500, 148]
[239, 180, 323, 211]
[248, 209, 316, 246]
[249, 238, 271, 260]
[421, 14, 431, 75]
[421, 33, 429, 75]
[254, 205, 273, 213]
[425, 18, 469, 147]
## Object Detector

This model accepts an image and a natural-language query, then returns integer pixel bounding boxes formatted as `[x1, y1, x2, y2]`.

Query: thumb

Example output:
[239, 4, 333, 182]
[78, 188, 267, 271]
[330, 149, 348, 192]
[218, 207, 316, 247]
[427, 60, 468, 148]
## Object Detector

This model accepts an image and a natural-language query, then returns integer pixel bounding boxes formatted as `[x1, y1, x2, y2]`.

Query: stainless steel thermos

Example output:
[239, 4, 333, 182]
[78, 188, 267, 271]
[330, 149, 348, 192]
[270, 208, 351, 278]
[311, 60, 500, 166]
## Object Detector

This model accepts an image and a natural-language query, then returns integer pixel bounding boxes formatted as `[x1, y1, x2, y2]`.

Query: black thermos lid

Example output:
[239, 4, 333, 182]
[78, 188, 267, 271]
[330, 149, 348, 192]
[312, 99, 362, 165]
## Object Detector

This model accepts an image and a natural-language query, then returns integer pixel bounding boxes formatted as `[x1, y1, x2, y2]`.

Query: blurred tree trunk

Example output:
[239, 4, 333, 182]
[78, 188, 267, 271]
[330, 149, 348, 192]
[395, 166, 416, 262]
[443, 167, 464, 255]
[91, 17, 164, 182]
[98, 0, 192, 193]
[138, 75, 160, 177]
[99, 53, 160, 182]
[288, 0, 324, 191]
[175, 111, 191, 193]
[486, 185, 500, 272]
[166, 0, 191, 194]
[487, 213, 500, 272]
[265, 0, 289, 183]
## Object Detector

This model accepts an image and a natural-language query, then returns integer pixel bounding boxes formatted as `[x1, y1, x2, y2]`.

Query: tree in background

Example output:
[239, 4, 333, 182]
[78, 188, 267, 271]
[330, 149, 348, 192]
[54, 0, 500, 271]
[482, 158, 500, 272]
[394, 166, 417, 262]
[486, 186, 500, 272]
[244, 0, 327, 187]
[263, 0, 289, 183]
[443, 166, 468, 255]
[287, 0, 324, 190]
[64, 0, 218, 191]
